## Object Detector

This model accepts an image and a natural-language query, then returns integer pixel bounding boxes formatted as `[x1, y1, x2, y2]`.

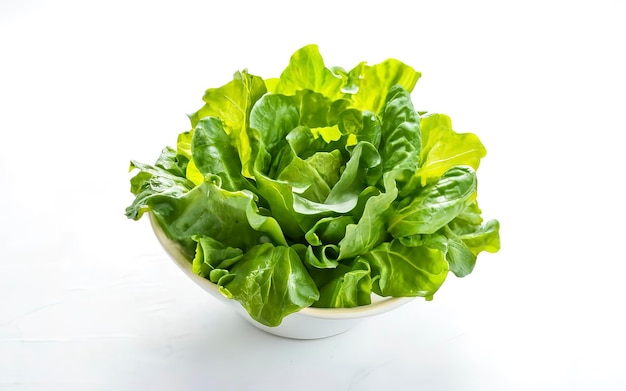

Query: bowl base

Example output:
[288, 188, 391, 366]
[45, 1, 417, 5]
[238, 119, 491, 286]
[239, 313, 362, 340]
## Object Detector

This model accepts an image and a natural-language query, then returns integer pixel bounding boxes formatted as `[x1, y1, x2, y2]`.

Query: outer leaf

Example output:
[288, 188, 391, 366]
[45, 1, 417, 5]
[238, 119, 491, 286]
[403, 203, 499, 277]
[388, 166, 477, 237]
[147, 181, 270, 254]
[418, 228, 477, 278]
[450, 200, 485, 227]
[442, 228, 477, 277]
[361, 240, 448, 299]
[273, 44, 343, 100]
[154, 146, 186, 178]
[467, 220, 500, 255]
[416, 113, 487, 186]
[192, 235, 243, 278]
[347, 59, 421, 114]
[188, 70, 267, 177]
[192, 117, 252, 192]
[379, 85, 421, 180]
[455, 219, 501, 255]
[448, 201, 501, 255]
[126, 158, 195, 221]
[219, 243, 320, 327]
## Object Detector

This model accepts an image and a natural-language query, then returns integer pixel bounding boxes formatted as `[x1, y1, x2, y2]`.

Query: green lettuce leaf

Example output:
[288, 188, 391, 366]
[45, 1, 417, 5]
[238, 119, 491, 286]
[191, 117, 253, 192]
[249, 94, 300, 155]
[338, 172, 398, 259]
[126, 155, 195, 222]
[219, 243, 320, 327]
[347, 58, 421, 114]
[416, 113, 487, 186]
[290, 141, 381, 216]
[188, 70, 267, 177]
[388, 166, 477, 237]
[304, 216, 355, 246]
[192, 235, 244, 278]
[361, 240, 448, 299]
[295, 89, 335, 128]
[449, 202, 501, 255]
[304, 244, 340, 269]
[253, 148, 307, 239]
[379, 85, 421, 180]
[145, 179, 276, 255]
[350, 110, 382, 149]
[312, 259, 372, 308]
[407, 228, 478, 278]
[274, 146, 332, 204]
[272, 44, 343, 100]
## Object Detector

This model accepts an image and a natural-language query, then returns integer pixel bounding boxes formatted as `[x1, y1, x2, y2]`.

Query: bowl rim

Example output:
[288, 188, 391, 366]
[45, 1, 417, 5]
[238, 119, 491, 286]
[149, 213, 415, 321]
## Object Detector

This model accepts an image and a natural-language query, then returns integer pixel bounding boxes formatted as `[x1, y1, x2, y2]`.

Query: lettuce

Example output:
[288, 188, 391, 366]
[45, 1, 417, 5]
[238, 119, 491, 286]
[126, 44, 500, 327]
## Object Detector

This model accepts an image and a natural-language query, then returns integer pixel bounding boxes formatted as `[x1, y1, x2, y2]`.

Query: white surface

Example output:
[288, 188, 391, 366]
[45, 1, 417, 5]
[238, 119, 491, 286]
[1, 0, 625, 390]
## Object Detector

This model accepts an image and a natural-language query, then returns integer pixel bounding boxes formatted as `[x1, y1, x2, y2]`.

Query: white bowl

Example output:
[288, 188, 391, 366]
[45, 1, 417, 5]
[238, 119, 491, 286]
[149, 214, 414, 339]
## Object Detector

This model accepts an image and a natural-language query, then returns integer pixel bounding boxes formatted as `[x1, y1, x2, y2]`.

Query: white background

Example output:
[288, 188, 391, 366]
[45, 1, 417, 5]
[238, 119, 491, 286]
[1, 0, 625, 390]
